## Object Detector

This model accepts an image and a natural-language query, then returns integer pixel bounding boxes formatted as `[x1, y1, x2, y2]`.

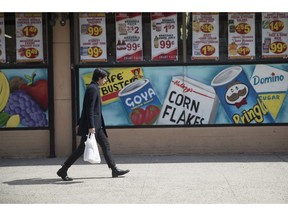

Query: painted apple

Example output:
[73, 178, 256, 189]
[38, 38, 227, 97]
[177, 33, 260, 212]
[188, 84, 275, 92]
[20, 73, 48, 111]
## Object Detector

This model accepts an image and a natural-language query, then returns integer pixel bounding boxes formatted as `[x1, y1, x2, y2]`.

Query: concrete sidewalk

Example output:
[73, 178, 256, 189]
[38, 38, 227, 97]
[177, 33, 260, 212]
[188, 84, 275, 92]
[1, 154, 288, 204]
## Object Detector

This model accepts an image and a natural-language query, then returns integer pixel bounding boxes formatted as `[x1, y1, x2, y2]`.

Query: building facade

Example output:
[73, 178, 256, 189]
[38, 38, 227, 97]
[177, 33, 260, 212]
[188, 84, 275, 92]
[0, 12, 288, 158]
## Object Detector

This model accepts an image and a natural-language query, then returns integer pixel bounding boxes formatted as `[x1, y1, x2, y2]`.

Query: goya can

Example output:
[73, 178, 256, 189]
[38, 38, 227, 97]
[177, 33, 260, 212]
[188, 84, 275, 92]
[211, 66, 275, 124]
[118, 79, 161, 125]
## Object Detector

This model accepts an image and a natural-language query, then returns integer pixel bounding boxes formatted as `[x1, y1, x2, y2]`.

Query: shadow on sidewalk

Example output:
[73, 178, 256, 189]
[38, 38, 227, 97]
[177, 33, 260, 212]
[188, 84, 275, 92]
[2, 176, 111, 186]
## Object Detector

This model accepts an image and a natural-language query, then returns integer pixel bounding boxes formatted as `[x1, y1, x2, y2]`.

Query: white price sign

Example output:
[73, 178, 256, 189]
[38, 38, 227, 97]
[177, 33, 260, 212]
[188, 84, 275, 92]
[151, 12, 178, 61]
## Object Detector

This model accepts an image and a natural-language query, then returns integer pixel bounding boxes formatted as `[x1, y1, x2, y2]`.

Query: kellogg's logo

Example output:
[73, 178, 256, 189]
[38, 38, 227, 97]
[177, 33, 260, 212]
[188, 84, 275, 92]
[172, 80, 193, 93]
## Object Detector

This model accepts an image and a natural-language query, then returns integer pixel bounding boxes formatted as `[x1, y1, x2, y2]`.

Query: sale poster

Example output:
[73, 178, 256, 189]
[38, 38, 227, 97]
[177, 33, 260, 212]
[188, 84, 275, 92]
[228, 13, 255, 59]
[115, 13, 143, 62]
[15, 13, 44, 62]
[151, 12, 178, 61]
[262, 12, 288, 59]
[0, 13, 6, 63]
[79, 13, 107, 62]
[191, 13, 219, 60]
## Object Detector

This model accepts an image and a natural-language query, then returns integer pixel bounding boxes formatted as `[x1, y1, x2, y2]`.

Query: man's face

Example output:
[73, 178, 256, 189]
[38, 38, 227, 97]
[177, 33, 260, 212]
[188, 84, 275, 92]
[98, 76, 108, 86]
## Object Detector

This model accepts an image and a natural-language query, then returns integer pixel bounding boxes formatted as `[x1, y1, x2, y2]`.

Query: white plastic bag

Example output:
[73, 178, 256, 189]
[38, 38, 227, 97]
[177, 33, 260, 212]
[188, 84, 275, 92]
[84, 133, 101, 164]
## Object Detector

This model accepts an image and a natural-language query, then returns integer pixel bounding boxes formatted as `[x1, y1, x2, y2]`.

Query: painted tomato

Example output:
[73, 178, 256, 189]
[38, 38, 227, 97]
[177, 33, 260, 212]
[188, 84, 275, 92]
[130, 108, 145, 125]
[144, 105, 160, 125]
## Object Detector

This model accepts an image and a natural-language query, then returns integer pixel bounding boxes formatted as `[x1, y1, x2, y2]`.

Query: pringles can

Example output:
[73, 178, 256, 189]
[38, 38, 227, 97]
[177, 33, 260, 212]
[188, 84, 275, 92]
[118, 79, 161, 125]
[211, 66, 275, 124]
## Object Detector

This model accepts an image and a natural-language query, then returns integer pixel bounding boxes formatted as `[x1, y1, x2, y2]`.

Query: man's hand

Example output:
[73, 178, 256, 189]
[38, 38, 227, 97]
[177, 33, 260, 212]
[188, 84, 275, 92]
[89, 128, 95, 134]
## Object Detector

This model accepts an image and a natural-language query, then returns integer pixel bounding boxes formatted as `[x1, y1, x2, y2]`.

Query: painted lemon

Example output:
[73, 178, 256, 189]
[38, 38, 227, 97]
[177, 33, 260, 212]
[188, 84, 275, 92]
[6, 114, 20, 128]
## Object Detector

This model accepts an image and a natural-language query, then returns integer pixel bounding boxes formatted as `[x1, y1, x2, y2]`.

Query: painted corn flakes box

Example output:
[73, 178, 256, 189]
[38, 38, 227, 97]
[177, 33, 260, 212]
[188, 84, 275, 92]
[157, 76, 219, 125]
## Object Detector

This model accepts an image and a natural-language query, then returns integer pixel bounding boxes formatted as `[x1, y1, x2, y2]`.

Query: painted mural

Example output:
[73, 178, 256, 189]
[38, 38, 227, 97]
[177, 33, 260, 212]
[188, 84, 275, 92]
[79, 64, 288, 126]
[0, 69, 49, 128]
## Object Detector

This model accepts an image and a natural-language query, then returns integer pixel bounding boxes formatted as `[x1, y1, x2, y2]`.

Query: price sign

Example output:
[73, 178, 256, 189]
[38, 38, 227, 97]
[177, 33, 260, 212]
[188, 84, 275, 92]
[126, 43, 140, 51]
[235, 23, 251, 34]
[262, 13, 288, 58]
[15, 13, 44, 62]
[88, 46, 103, 58]
[0, 13, 6, 63]
[115, 13, 143, 62]
[270, 41, 287, 54]
[200, 45, 215, 56]
[200, 23, 214, 33]
[23, 25, 38, 37]
[24, 48, 39, 58]
[79, 13, 107, 62]
[228, 13, 255, 59]
[88, 25, 103, 37]
[163, 24, 175, 32]
[191, 12, 219, 60]
[151, 12, 178, 61]
[237, 46, 250, 56]
[269, 20, 284, 32]
[159, 40, 175, 49]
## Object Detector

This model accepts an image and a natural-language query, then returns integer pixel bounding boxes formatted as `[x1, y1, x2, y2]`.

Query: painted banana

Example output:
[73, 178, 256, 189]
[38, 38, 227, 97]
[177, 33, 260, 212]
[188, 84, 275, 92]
[0, 71, 10, 112]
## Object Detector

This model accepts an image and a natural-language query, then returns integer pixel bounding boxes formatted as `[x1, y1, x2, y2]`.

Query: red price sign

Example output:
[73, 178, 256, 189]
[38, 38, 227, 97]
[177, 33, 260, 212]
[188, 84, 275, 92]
[237, 46, 250, 56]
[159, 40, 175, 49]
[235, 23, 251, 34]
[270, 41, 287, 54]
[88, 46, 103, 58]
[163, 24, 175, 32]
[23, 25, 38, 37]
[269, 20, 284, 32]
[23, 48, 39, 58]
[127, 26, 140, 34]
[126, 43, 140, 51]
[88, 25, 103, 37]
[200, 23, 214, 33]
[200, 45, 215, 56]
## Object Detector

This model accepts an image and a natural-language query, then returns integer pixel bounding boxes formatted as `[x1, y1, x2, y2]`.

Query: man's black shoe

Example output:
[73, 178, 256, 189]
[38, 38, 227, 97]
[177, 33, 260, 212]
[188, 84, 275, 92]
[112, 167, 130, 178]
[57, 166, 73, 181]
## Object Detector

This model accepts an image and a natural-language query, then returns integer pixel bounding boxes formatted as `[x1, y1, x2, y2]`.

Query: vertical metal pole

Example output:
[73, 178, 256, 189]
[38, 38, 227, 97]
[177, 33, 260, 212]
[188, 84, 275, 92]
[70, 13, 78, 152]
[182, 12, 187, 63]
[47, 13, 56, 158]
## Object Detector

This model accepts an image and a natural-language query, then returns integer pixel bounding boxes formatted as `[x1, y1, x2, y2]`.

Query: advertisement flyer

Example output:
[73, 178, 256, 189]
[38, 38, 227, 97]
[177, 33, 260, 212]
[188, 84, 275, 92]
[0, 13, 6, 63]
[15, 13, 44, 62]
[79, 13, 107, 62]
[192, 13, 219, 60]
[115, 13, 143, 62]
[228, 13, 255, 59]
[151, 12, 178, 61]
[78, 64, 288, 126]
[262, 12, 288, 59]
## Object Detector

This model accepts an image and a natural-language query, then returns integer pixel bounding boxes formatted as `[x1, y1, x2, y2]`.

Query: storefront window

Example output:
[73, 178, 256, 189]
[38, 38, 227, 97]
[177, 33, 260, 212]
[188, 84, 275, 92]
[0, 13, 50, 129]
[1, 13, 48, 65]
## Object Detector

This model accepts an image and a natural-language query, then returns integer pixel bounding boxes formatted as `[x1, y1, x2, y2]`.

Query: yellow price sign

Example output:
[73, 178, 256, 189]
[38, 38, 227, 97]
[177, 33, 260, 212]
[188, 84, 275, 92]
[269, 20, 284, 32]
[23, 25, 38, 37]
[88, 46, 103, 58]
[24, 48, 39, 58]
[237, 46, 250, 56]
[200, 45, 215, 56]
[88, 25, 103, 37]
[235, 23, 251, 34]
[200, 23, 214, 33]
[270, 41, 287, 54]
